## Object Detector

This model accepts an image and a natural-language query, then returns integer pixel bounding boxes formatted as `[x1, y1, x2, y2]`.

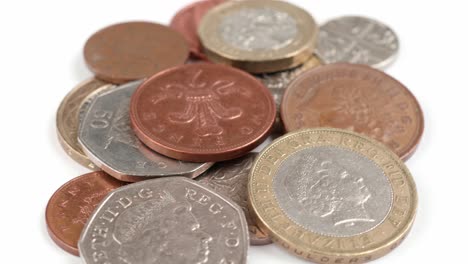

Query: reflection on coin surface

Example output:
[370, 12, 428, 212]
[248, 128, 417, 263]
[79, 177, 248, 264]
[46, 172, 125, 256]
[130, 63, 276, 162]
[256, 55, 322, 132]
[197, 153, 272, 245]
[281, 63, 424, 160]
[199, 0, 318, 73]
[56, 78, 114, 170]
[84, 22, 189, 84]
[317, 16, 399, 69]
[170, 0, 226, 59]
[78, 80, 213, 182]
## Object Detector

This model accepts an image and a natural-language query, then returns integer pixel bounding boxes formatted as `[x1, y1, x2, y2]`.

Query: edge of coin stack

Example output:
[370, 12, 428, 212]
[47, 0, 423, 263]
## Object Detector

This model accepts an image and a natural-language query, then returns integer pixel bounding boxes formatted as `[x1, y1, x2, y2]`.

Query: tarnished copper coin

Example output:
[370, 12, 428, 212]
[84, 21, 189, 84]
[281, 63, 424, 160]
[45, 172, 125, 256]
[130, 63, 276, 162]
[170, 0, 225, 59]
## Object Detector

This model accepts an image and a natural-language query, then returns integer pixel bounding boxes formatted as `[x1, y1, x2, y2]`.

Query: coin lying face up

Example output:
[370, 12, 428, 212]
[56, 78, 114, 170]
[199, 0, 318, 73]
[197, 153, 272, 245]
[79, 177, 249, 264]
[249, 128, 417, 263]
[78, 80, 213, 182]
[316, 16, 399, 69]
[46, 172, 125, 256]
[130, 63, 276, 162]
[84, 21, 189, 83]
[281, 63, 424, 160]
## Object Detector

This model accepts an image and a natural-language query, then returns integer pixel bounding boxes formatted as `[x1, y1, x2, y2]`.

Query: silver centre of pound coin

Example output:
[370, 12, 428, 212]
[273, 146, 393, 237]
[220, 7, 298, 51]
[317, 16, 399, 69]
[78, 81, 213, 182]
[78, 177, 249, 264]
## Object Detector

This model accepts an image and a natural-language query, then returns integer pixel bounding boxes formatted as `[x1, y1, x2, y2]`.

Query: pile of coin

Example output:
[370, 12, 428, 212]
[46, 0, 423, 263]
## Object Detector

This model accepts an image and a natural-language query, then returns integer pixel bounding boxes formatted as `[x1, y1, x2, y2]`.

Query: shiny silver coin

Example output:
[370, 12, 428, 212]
[78, 177, 249, 264]
[197, 153, 272, 245]
[317, 16, 399, 69]
[78, 80, 213, 182]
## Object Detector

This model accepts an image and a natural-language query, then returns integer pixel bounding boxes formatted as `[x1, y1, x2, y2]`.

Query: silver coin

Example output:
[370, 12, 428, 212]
[197, 153, 272, 245]
[317, 16, 399, 69]
[78, 81, 213, 182]
[273, 146, 393, 237]
[78, 177, 249, 264]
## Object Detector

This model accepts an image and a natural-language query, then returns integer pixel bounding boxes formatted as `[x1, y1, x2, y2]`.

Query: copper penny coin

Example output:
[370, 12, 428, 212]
[281, 63, 424, 160]
[170, 0, 225, 60]
[130, 63, 276, 162]
[84, 21, 189, 84]
[45, 172, 125, 256]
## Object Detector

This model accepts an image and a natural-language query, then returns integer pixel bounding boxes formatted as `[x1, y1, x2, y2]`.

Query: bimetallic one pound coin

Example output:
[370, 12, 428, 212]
[56, 78, 114, 170]
[281, 63, 424, 160]
[130, 63, 276, 162]
[249, 128, 417, 263]
[46, 172, 125, 256]
[199, 0, 318, 73]
[256, 55, 322, 132]
[84, 21, 189, 84]
[197, 153, 272, 245]
[170, 0, 226, 59]
[79, 177, 248, 264]
[78, 80, 213, 182]
[317, 16, 399, 69]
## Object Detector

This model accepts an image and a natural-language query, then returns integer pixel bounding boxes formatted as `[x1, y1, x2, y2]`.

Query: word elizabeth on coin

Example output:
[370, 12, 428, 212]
[130, 63, 276, 162]
[249, 128, 417, 263]
[79, 177, 249, 264]
[78, 80, 213, 182]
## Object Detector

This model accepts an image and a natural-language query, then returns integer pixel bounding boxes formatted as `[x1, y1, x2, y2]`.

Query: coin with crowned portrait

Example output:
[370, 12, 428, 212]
[249, 128, 417, 263]
[56, 78, 114, 170]
[199, 0, 318, 73]
[46, 172, 125, 256]
[78, 80, 213, 182]
[197, 153, 272, 245]
[79, 177, 249, 264]
[130, 63, 276, 162]
[317, 16, 399, 69]
[281, 63, 424, 160]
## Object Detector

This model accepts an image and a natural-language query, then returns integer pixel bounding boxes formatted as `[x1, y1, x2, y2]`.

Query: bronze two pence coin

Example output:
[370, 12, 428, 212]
[130, 63, 276, 162]
[170, 0, 225, 60]
[45, 172, 125, 255]
[84, 21, 189, 84]
[281, 63, 424, 160]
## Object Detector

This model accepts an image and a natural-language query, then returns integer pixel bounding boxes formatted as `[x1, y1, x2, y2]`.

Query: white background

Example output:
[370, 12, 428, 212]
[0, 0, 466, 263]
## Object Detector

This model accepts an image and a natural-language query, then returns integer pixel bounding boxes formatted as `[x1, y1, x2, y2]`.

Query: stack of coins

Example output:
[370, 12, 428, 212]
[46, 0, 424, 263]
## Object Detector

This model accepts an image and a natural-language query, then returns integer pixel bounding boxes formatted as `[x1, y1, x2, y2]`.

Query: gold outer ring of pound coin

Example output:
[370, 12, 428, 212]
[248, 128, 417, 263]
[198, 0, 318, 73]
[56, 79, 114, 170]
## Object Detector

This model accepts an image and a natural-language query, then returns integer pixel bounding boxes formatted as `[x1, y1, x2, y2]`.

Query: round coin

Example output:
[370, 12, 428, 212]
[249, 128, 417, 263]
[256, 54, 322, 132]
[130, 63, 276, 162]
[56, 78, 114, 170]
[170, 0, 226, 59]
[281, 63, 424, 160]
[46, 171, 125, 256]
[199, 0, 318, 73]
[84, 21, 189, 84]
[78, 177, 248, 264]
[197, 153, 272, 245]
[317, 16, 399, 69]
[78, 80, 213, 182]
